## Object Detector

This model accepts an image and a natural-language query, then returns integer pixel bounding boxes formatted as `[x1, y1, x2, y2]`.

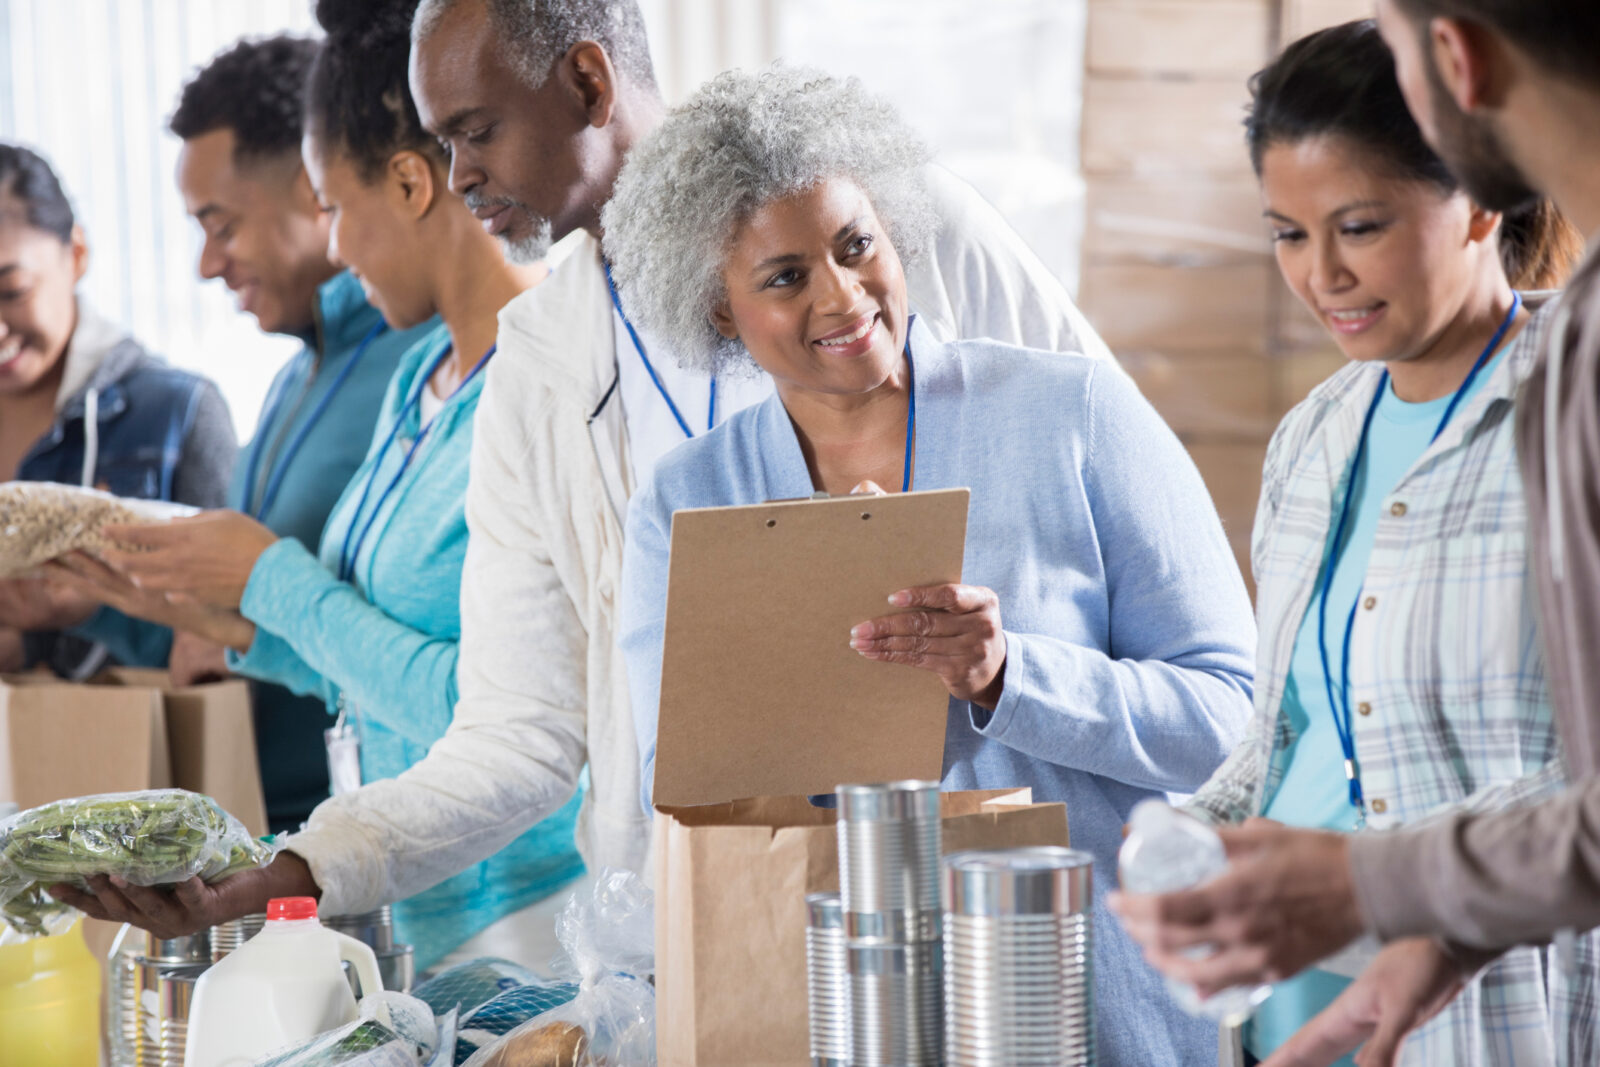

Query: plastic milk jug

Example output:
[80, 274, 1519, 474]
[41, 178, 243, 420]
[0, 916, 101, 1067]
[1118, 799, 1272, 1025]
[184, 896, 383, 1066]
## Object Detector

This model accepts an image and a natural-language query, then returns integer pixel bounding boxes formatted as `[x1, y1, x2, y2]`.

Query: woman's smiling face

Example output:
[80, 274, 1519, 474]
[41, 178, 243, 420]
[1260, 134, 1495, 367]
[0, 208, 84, 396]
[713, 178, 910, 397]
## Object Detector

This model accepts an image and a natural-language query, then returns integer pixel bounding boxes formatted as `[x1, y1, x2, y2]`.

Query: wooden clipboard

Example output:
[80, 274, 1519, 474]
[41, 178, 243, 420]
[653, 488, 970, 808]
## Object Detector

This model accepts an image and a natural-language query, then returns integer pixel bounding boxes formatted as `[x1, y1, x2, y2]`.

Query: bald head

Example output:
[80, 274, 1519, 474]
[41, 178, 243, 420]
[413, 0, 657, 92]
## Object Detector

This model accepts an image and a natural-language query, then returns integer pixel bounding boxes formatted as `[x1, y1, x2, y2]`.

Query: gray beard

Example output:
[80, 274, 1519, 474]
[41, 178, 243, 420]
[501, 216, 554, 265]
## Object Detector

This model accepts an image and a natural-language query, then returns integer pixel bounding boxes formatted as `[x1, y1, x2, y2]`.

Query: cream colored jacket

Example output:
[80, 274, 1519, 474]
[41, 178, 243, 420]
[286, 167, 1116, 913]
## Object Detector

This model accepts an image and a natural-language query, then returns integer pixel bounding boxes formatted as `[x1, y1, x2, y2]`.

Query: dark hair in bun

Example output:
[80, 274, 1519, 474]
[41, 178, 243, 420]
[307, 0, 441, 182]
[1248, 20, 1583, 291]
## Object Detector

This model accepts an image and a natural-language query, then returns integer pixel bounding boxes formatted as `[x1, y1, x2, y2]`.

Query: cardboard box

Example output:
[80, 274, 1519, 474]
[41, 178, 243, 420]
[1282, 0, 1376, 44]
[1124, 350, 1278, 438]
[1084, 174, 1271, 265]
[1083, 76, 1256, 176]
[0, 669, 266, 836]
[0, 671, 169, 808]
[1087, 0, 1274, 79]
[1079, 260, 1275, 352]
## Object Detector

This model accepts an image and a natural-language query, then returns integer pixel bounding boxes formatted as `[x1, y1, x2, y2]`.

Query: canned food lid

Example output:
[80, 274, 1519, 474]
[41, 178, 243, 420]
[806, 892, 844, 927]
[943, 847, 1094, 916]
[834, 780, 942, 821]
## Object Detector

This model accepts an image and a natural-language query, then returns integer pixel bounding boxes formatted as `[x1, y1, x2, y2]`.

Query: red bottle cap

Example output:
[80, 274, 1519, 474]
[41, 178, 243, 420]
[267, 897, 319, 922]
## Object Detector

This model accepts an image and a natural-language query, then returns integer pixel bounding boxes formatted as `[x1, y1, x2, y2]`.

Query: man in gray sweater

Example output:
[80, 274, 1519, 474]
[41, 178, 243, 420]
[1113, 1, 1600, 1063]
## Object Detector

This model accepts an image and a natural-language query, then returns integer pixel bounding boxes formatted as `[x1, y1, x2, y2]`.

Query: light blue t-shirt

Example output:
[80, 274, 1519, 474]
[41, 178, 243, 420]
[1248, 349, 1507, 1061]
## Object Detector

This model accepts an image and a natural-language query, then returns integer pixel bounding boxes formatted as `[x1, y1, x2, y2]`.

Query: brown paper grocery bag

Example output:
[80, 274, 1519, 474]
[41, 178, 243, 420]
[0, 670, 170, 808]
[653, 788, 1069, 1067]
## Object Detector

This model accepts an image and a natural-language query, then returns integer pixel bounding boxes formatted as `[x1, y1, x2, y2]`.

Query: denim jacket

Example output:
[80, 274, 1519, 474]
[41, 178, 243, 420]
[21, 305, 236, 677]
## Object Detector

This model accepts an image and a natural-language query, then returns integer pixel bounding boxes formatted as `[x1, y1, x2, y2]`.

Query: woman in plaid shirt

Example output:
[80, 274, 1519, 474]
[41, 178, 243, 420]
[1182, 22, 1592, 1065]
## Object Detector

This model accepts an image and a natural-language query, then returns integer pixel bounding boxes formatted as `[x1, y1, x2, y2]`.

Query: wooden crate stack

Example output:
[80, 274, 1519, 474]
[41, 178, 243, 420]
[1080, 0, 1373, 589]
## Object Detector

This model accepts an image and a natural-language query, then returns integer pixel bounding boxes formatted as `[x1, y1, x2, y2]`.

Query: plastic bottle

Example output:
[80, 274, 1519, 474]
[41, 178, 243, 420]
[1118, 799, 1272, 1025]
[0, 915, 101, 1066]
[184, 896, 383, 1066]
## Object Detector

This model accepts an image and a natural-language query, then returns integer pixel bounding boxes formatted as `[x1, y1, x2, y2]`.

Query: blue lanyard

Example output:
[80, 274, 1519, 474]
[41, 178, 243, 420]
[603, 262, 716, 438]
[336, 340, 496, 583]
[901, 332, 917, 494]
[1316, 293, 1521, 818]
[243, 321, 387, 520]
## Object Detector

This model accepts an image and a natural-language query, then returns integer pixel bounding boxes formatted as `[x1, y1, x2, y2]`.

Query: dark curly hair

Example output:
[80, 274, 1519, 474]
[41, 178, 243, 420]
[1248, 21, 1583, 290]
[170, 35, 320, 163]
[308, 0, 441, 182]
[0, 144, 74, 243]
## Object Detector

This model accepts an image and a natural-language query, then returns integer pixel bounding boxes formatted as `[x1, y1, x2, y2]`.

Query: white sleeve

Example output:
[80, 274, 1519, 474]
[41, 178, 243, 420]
[911, 164, 1117, 364]
[283, 363, 590, 915]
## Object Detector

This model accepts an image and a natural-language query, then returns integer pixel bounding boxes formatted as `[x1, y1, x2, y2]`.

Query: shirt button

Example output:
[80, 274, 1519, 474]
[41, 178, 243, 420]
[1358, 702, 1372, 717]
[1370, 798, 1388, 814]
[1390, 502, 1408, 517]
[1363, 596, 1378, 610]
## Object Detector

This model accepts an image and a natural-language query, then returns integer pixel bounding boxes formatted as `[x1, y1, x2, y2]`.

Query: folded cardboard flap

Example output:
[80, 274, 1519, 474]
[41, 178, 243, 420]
[0, 675, 169, 808]
[0, 668, 267, 837]
[654, 488, 970, 808]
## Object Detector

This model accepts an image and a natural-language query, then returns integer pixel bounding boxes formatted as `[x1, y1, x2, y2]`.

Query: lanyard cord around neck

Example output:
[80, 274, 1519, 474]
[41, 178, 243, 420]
[244, 320, 387, 521]
[602, 261, 716, 438]
[900, 334, 917, 494]
[1316, 292, 1521, 819]
[337, 339, 496, 583]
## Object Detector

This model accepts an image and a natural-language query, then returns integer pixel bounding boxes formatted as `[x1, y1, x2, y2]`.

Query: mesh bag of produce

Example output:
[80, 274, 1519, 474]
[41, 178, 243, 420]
[412, 957, 542, 1017]
[463, 869, 655, 1067]
[0, 481, 195, 578]
[0, 788, 277, 934]
[452, 982, 582, 1065]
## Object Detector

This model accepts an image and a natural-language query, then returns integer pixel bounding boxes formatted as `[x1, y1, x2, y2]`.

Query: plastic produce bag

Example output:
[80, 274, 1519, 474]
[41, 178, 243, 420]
[463, 869, 655, 1067]
[0, 788, 277, 934]
[0, 481, 194, 578]
[254, 992, 445, 1067]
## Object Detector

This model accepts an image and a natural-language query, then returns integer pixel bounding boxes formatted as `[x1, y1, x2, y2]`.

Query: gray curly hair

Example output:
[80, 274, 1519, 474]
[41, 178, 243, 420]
[601, 65, 938, 376]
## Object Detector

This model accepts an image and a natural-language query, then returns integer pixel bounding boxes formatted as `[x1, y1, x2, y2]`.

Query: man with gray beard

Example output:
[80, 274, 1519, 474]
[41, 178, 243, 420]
[54, 0, 1148, 1003]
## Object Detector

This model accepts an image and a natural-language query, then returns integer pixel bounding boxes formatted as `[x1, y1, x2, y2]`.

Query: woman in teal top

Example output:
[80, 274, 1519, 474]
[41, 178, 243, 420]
[1179, 23, 1596, 1065]
[71, 0, 583, 969]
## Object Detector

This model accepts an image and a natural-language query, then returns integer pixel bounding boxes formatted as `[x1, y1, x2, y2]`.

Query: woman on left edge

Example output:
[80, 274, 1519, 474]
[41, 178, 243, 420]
[0, 144, 236, 677]
[48, 0, 584, 972]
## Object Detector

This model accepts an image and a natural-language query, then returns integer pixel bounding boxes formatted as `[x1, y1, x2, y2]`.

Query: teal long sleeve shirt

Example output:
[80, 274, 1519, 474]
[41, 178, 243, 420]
[230, 323, 583, 968]
[77, 272, 434, 832]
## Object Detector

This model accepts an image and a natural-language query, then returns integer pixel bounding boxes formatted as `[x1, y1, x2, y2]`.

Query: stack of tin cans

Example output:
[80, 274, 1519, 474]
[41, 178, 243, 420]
[943, 848, 1095, 1066]
[805, 892, 851, 1067]
[836, 781, 944, 1067]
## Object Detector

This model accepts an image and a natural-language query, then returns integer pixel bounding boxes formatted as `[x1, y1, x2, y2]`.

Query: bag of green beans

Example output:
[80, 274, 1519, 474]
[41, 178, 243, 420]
[0, 788, 277, 934]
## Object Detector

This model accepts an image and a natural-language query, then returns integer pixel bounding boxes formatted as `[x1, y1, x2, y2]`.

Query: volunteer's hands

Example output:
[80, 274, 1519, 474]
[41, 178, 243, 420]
[1109, 819, 1364, 994]
[851, 583, 1007, 708]
[1262, 939, 1467, 1067]
[0, 572, 98, 631]
[169, 630, 231, 688]
[44, 551, 256, 652]
[99, 510, 279, 609]
[49, 851, 320, 940]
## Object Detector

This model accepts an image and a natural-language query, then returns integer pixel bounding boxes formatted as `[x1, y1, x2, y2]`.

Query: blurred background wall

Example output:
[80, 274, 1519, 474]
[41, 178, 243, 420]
[0, 0, 1379, 586]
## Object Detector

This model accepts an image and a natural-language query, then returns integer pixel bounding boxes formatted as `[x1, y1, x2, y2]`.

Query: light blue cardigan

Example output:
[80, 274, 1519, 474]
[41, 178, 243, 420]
[231, 324, 584, 970]
[620, 319, 1257, 1065]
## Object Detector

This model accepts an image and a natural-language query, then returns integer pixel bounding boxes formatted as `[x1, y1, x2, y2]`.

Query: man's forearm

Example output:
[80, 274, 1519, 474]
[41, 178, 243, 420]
[1351, 776, 1600, 951]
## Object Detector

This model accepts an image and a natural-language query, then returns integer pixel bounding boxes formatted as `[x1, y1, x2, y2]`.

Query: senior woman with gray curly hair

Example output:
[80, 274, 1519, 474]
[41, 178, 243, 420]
[611, 66, 1257, 1064]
